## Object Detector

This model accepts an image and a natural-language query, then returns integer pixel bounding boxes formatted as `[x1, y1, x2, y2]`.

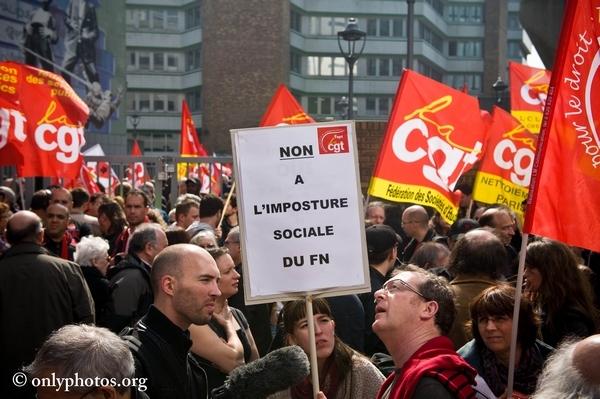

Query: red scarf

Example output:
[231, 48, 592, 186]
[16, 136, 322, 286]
[291, 356, 341, 399]
[376, 336, 476, 399]
[44, 231, 74, 260]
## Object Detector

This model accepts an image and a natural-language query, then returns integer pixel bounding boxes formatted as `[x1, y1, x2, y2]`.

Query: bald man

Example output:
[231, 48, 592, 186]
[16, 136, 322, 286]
[123, 244, 220, 399]
[400, 205, 439, 262]
[532, 335, 600, 398]
[0, 211, 94, 399]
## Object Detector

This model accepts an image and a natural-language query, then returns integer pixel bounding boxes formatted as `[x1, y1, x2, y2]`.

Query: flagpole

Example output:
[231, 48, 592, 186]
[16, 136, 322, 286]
[466, 199, 474, 219]
[19, 45, 93, 89]
[506, 232, 529, 398]
[218, 182, 236, 230]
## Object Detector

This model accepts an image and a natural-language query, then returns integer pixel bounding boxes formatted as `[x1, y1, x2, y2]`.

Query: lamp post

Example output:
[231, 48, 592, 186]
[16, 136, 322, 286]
[130, 114, 140, 139]
[406, 0, 416, 70]
[492, 76, 508, 105]
[337, 18, 366, 120]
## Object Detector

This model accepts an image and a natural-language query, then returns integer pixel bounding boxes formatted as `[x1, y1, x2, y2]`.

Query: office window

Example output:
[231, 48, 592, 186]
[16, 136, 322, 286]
[153, 53, 164, 71]
[291, 9, 302, 32]
[138, 52, 150, 70]
[393, 18, 405, 37]
[139, 93, 150, 112]
[184, 7, 199, 29]
[367, 19, 377, 36]
[138, 10, 150, 28]
[167, 54, 179, 71]
[167, 10, 179, 30]
[448, 40, 483, 57]
[152, 10, 164, 30]
[446, 4, 483, 24]
[186, 89, 201, 112]
[508, 41, 523, 58]
[186, 48, 201, 71]
[419, 23, 443, 52]
[379, 18, 390, 36]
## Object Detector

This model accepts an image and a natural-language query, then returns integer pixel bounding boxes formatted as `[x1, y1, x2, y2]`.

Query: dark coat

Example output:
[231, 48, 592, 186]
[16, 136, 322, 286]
[0, 243, 94, 398]
[106, 254, 152, 333]
[125, 306, 207, 399]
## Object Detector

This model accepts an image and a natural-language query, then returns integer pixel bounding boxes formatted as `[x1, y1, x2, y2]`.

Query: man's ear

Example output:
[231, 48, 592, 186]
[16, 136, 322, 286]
[420, 300, 439, 322]
[161, 275, 176, 297]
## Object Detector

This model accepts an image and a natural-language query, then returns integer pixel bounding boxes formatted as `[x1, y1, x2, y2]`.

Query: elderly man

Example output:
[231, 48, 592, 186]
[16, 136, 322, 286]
[373, 265, 478, 399]
[105, 223, 168, 333]
[0, 211, 94, 399]
[24, 324, 149, 399]
[478, 206, 518, 276]
[366, 201, 386, 225]
[123, 244, 221, 399]
[532, 335, 600, 398]
[400, 205, 438, 262]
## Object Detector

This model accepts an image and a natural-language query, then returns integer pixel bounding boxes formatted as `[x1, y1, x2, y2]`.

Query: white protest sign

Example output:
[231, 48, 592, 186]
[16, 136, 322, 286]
[231, 121, 370, 304]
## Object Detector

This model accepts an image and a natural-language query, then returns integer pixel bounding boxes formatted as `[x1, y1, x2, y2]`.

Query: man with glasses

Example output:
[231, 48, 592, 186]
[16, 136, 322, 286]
[373, 265, 482, 399]
[400, 205, 439, 263]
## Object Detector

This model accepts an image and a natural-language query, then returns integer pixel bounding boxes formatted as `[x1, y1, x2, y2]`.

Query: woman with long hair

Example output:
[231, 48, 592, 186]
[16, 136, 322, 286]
[525, 238, 599, 347]
[458, 284, 553, 398]
[97, 201, 128, 257]
[268, 298, 384, 399]
[189, 247, 260, 393]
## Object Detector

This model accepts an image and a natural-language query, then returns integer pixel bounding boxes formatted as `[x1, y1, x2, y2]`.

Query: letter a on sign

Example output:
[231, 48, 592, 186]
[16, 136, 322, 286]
[368, 69, 487, 223]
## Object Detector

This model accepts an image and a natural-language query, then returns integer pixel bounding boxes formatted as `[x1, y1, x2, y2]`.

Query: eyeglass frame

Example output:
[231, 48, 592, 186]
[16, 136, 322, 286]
[380, 277, 430, 301]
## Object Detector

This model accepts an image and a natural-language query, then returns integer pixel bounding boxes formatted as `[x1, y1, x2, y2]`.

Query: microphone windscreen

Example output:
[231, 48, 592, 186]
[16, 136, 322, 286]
[225, 345, 310, 399]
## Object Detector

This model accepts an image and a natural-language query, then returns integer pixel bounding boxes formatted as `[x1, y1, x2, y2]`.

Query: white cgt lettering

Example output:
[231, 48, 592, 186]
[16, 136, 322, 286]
[0, 107, 27, 149]
[493, 138, 535, 186]
[520, 84, 547, 106]
[34, 124, 82, 164]
[392, 118, 481, 190]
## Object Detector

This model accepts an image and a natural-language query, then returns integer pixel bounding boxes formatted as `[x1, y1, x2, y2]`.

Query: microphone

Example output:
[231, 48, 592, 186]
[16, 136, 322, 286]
[211, 345, 310, 399]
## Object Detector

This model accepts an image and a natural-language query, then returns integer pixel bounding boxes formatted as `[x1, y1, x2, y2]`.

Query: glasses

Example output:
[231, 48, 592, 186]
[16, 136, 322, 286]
[381, 278, 429, 300]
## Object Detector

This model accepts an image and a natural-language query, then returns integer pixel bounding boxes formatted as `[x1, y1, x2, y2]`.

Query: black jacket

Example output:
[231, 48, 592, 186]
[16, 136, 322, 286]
[0, 243, 94, 399]
[106, 254, 153, 333]
[124, 306, 207, 399]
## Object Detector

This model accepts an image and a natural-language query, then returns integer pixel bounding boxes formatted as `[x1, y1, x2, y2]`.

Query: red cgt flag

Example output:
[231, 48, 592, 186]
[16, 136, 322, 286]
[368, 69, 486, 223]
[473, 106, 538, 221]
[509, 62, 551, 133]
[259, 84, 315, 127]
[126, 140, 147, 188]
[178, 99, 207, 180]
[0, 62, 88, 179]
[524, 0, 600, 252]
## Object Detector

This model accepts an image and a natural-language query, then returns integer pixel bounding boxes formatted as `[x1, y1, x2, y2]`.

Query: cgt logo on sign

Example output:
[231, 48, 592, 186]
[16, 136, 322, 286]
[317, 126, 349, 154]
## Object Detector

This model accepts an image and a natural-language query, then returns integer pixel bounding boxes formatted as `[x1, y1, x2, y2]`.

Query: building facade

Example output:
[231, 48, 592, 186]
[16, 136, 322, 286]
[124, 0, 529, 155]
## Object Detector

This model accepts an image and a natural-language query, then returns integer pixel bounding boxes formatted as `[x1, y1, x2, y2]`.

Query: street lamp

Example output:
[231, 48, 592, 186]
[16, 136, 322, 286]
[492, 76, 508, 104]
[337, 18, 366, 120]
[130, 114, 140, 139]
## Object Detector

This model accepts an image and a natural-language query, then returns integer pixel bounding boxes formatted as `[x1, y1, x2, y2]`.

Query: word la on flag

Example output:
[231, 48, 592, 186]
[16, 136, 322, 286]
[0, 62, 88, 179]
[524, 0, 600, 252]
[473, 106, 538, 221]
[509, 62, 551, 133]
[259, 84, 315, 127]
[368, 69, 486, 223]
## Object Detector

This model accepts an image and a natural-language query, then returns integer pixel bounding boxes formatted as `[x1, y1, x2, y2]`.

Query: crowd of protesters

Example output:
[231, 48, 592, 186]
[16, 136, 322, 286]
[0, 179, 599, 399]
